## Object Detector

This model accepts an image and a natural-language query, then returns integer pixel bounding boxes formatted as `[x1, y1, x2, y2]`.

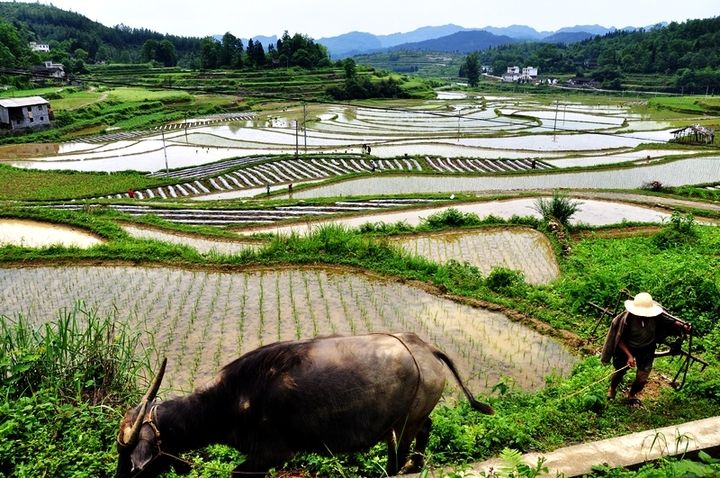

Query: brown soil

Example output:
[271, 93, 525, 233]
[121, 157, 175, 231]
[570, 226, 661, 240]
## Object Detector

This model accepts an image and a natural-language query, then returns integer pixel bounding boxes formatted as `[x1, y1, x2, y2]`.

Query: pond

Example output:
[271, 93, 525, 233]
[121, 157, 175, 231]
[0, 266, 577, 396]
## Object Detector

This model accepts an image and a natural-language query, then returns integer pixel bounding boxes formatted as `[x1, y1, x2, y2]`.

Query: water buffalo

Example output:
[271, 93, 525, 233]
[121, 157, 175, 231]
[115, 333, 493, 477]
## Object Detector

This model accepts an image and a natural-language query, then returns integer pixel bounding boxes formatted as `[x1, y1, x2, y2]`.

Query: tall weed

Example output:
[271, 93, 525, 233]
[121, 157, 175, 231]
[0, 302, 148, 405]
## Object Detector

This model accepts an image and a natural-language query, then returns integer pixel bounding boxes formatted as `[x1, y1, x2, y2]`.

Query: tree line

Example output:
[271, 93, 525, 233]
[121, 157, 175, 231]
[197, 31, 331, 70]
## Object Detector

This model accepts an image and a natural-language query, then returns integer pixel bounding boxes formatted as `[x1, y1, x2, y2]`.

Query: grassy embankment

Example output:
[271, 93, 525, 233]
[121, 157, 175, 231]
[1, 203, 718, 477]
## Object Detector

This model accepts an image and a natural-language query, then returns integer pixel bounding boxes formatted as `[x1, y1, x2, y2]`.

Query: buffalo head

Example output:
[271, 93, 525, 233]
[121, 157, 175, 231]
[115, 358, 187, 478]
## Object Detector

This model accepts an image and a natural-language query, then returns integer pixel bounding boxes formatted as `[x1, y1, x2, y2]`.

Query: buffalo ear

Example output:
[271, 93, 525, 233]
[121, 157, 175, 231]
[130, 441, 155, 473]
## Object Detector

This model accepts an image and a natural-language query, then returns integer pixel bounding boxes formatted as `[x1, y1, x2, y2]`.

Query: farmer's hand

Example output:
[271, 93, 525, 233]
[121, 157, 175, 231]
[627, 355, 636, 368]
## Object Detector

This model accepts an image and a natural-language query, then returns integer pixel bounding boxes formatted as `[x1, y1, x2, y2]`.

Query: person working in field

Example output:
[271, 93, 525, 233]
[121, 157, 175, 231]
[601, 292, 691, 406]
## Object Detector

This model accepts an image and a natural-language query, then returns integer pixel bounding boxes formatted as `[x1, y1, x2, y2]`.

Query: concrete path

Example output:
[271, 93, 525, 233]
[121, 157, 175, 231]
[461, 416, 720, 477]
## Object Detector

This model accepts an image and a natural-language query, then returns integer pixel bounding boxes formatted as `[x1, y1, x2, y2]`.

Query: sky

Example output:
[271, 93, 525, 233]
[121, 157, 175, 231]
[32, 0, 720, 39]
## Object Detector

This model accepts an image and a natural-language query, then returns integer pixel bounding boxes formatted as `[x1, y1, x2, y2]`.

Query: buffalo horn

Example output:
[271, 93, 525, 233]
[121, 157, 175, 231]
[122, 358, 167, 446]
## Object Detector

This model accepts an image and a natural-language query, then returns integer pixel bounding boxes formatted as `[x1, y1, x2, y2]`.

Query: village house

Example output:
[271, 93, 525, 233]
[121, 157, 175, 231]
[31, 61, 65, 80]
[502, 66, 539, 83]
[0, 96, 52, 130]
[29, 42, 50, 53]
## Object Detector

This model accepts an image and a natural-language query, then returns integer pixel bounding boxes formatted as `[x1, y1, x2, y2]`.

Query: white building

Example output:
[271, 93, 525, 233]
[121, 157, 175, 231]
[0, 97, 52, 130]
[29, 42, 50, 53]
[502, 65, 539, 83]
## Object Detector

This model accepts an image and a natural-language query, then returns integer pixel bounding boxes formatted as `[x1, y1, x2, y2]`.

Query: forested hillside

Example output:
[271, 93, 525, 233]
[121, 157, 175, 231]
[477, 17, 720, 91]
[0, 2, 201, 65]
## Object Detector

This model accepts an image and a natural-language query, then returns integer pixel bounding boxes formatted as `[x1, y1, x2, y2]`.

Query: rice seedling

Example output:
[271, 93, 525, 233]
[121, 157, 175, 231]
[0, 266, 576, 394]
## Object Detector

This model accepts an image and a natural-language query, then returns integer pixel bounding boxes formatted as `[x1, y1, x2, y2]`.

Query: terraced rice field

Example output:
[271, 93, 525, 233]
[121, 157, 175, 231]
[237, 198, 672, 235]
[0, 267, 576, 396]
[5, 94, 682, 174]
[46, 198, 441, 226]
[121, 225, 260, 255]
[0, 219, 103, 248]
[396, 229, 560, 285]
[288, 157, 720, 198]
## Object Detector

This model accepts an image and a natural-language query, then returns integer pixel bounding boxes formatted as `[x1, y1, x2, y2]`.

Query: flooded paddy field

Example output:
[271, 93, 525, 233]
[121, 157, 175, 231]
[2, 94, 682, 173]
[395, 229, 559, 285]
[0, 266, 576, 396]
[121, 225, 260, 255]
[0, 219, 103, 248]
[287, 157, 720, 199]
[238, 198, 672, 236]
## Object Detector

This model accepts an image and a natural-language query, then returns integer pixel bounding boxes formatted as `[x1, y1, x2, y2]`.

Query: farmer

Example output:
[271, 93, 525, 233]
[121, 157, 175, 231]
[601, 292, 691, 406]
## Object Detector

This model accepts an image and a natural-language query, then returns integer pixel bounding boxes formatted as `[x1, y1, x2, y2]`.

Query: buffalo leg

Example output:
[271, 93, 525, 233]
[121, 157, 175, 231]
[404, 418, 432, 473]
[386, 430, 400, 476]
[388, 425, 422, 476]
[395, 418, 432, 474]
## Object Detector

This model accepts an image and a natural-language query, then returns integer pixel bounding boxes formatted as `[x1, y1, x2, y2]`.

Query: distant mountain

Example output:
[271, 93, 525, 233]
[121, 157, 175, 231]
[541, 31, 595, 44]
[553, 24, 615, 36]
[318, 24, 466, 58]
[482, 25, 548, 41]
[317, 32, 383, 58]
[390, 30, 518, 53]
[377, 24, 466, 47]
[243, 35, 278, 48]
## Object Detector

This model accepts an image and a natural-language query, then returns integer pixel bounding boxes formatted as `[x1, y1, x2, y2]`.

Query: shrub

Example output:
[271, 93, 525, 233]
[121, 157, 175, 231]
[653, 212, 699, 249]
[486, 267, 526, 295]
[422, 208, 482, 229]
[533, 192, 580, 227]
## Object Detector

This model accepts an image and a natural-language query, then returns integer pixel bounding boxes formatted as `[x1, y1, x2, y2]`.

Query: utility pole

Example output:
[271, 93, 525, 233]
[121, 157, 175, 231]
[457, 111, 461, 140]
[294, 120, 299, 159]
[303, 102, 307, 154]
[552, 99, 559, 142]
[161, 130, 169, 174]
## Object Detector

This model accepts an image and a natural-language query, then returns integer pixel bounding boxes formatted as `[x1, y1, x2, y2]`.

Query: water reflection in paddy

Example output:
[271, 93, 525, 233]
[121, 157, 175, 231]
[238, 198, 672, 236]
[0, 266, 577, 395]
[289, 157, 720, 198]
[0, 219, 103, 248]
[2, 94, 684, 172]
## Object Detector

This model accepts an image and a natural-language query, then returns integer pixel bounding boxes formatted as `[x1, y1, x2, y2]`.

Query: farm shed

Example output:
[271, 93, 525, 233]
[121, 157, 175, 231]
[670, 124, 715, 144]
[0, 96, 52, 130]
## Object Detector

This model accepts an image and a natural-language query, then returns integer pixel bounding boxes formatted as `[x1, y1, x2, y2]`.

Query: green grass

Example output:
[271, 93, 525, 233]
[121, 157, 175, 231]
[648, 96, 720, 115]
[0, 207, 718, 476]
[0, 164, 168, 201]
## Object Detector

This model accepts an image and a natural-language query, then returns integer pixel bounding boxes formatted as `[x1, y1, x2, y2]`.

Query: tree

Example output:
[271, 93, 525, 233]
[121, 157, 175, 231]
[200, 37, 219, 69]
[343, 58, 357, 79]
[0, 19, 34, 68]
[141, 39, 158, 62]
[219, 32, 243, 68]
[155, 40, 177, 67]
[247, 39, 265, 67]
[463, 52, 480, 87]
